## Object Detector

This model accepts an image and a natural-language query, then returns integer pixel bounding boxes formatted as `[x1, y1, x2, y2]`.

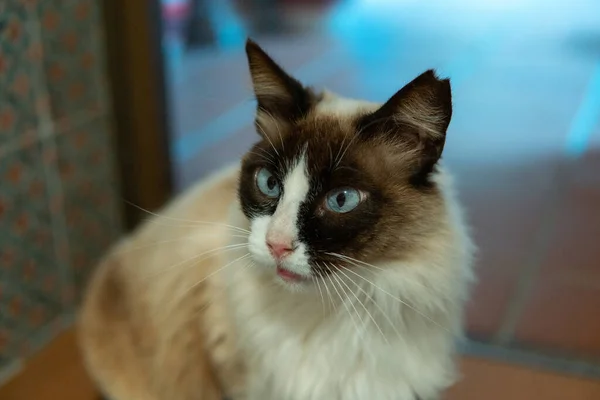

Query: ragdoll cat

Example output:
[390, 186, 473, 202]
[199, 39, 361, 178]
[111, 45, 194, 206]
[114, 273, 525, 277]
[79, 39, 474, 400]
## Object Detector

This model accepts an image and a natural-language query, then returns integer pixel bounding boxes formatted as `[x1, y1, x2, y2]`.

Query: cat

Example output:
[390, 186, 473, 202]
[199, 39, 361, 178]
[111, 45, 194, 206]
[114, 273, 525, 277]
[79, 39, 475, 400]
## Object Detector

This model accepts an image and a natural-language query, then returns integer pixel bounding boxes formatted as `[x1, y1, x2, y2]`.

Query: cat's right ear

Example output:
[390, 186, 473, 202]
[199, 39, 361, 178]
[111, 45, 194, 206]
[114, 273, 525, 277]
[245, 39, 316, 136]
[357, 70, 452, 185]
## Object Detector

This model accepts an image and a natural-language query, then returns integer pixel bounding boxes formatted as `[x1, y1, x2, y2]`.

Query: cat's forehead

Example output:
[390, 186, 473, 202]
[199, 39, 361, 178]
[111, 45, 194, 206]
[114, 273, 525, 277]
[250, 90, 410, 179]
[314, 90, 380, 118]
[286, 91, 381, 153]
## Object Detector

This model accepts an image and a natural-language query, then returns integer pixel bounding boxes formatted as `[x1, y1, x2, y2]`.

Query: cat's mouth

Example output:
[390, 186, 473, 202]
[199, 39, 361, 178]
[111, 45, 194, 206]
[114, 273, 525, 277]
[276, 265, 307, 283]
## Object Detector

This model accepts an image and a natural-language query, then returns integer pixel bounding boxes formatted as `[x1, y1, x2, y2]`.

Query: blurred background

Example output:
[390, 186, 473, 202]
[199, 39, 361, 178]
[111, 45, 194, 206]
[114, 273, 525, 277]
[1, 0, 600, 398]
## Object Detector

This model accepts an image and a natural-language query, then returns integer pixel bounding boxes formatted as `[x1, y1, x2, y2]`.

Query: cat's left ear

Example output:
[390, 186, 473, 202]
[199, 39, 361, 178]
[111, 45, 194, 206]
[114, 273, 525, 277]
[245, 39, 317, 136]
[358, 70, 452, 181]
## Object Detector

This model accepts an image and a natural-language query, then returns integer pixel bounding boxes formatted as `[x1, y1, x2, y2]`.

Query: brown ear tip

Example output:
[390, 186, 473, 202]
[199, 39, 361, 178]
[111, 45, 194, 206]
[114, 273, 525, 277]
[441, 77, 451, 90]
[245, 38, 261, 55]
[422, 69, 449, 83]
[423, 70, 452, 95]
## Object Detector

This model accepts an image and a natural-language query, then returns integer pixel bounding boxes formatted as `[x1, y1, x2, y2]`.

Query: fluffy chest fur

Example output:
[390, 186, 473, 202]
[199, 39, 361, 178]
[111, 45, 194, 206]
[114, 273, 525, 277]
[214, 40, 475, 400]
[224, 171, 472, 400]
[226, 253, 464, 400]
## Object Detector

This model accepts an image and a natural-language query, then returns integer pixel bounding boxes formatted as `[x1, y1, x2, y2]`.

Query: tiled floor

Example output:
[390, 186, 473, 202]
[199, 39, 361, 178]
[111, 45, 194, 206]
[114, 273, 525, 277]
[447, 357, 600, 400]
[164, 0, 600, 381]
[2, 329, 600, 399]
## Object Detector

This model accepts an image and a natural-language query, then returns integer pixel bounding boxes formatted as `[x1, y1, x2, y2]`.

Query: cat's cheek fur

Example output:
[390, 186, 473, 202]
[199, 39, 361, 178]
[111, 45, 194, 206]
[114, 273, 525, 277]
[248, 216, 276, 269]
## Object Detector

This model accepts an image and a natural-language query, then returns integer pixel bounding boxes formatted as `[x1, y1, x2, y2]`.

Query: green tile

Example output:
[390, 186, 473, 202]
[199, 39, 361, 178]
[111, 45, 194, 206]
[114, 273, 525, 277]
[0, 1, 44, 147]
[55, 115, 123, 297]
[0, 143, 64, 360]
[38, 0, 105, 120]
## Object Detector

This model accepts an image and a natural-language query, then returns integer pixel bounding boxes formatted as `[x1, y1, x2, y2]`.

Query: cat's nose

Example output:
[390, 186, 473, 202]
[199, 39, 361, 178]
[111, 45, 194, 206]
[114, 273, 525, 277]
[267, 240, 295, 260]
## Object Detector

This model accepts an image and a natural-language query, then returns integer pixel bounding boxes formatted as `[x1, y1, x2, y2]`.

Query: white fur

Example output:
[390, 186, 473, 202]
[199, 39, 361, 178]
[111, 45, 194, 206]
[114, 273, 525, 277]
[316, 90, 379, 116]
[247, 154, 312, 279]
[226, 93, 474, 400]
[226, 177, 473, 399]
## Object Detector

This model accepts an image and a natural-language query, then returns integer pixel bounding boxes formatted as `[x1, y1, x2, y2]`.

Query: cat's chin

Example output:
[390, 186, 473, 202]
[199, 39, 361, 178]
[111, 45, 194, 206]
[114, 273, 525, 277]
[276, 265, 307, 283]
[268, 265, 312, 292]
[248, 254, 312, 289]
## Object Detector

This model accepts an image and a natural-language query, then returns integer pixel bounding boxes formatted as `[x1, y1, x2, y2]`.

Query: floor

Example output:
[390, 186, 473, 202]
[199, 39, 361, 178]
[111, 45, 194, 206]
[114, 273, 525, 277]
[164, 0, 600, 382]
[1, 329, 600, 400]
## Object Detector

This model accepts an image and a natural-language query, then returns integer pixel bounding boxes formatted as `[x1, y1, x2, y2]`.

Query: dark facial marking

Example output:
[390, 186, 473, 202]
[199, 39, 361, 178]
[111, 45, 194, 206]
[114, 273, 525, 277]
[241, 40, 451, 272]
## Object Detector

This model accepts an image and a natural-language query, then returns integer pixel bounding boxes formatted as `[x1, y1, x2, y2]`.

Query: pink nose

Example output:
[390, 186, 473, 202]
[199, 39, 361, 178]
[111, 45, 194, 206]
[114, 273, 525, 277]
[267, 240, 295, 259]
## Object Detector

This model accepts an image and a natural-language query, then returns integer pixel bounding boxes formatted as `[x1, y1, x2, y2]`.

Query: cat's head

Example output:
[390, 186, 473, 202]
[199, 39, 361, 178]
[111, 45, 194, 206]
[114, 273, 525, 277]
[239, 39, 452, 288]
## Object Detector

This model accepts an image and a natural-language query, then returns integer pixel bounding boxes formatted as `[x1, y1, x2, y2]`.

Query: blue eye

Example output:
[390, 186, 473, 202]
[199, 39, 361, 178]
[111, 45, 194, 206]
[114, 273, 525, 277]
[256, 168, 281, 198]
[325, 188, 362, 213]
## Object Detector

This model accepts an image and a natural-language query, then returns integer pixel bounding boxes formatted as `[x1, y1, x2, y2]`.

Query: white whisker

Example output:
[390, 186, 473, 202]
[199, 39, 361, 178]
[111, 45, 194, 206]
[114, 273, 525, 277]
[328, 268, 361, 335]
[181, 260, 256, 324]
[319, 263, 337, 312]
[142, 243, 248, 280]
[256, 111, 281, 159]
[313, 275, 326, 314]
[142, 219, 251, 235]
[169, 253, 252, 312]
[336, 132, 359, 168]
[336, 266, 390, 344]
[326, 256, 450, 333]
[334, 121, 351, 168]
[125, 201, 251, 235]
[248, 150, 276, 165]
[337, 266, 403, 340]
[111, 235, 248, 258]
[263, 108, 285, 152]
[326, 252, 386, 271]
[327, 142, 334, 170]
[331, 266, 367, 336]
[326, 252, 458, 306]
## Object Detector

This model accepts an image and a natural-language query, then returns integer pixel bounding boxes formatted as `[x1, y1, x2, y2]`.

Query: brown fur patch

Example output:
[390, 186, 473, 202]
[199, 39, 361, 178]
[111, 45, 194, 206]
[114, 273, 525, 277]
[79, 168, 244, 400]
[240, 111, 446, 272]
[240, 43, 452, 274]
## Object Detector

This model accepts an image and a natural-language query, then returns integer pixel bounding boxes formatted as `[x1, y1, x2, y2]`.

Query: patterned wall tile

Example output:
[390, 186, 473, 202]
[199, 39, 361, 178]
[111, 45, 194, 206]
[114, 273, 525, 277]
[0, 1, 46, 149]
[0, 142, 64, 360]
[55, 116, 123, 297]
[63, 181, 122, 297]
[38, 0, 105, 121]
[0, 0, 121, 372]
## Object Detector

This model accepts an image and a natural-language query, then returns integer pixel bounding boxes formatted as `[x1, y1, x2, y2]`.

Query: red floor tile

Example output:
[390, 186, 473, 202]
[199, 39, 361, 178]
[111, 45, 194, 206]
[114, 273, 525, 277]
[452, 156, 562, 337]
[516, 278, 600, 358]
[443, 49, 593, 339]
[464, 266, 520, 339]
[446, 357, 600, 400]
[514, 150, 600, 357]
[540, 184, 600, 284]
